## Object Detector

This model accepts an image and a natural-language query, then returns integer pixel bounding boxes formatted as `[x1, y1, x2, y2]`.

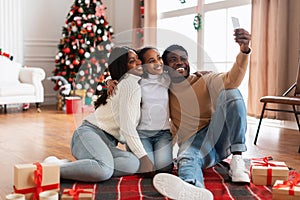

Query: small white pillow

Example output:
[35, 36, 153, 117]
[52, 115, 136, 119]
[0, 56, 22, 83]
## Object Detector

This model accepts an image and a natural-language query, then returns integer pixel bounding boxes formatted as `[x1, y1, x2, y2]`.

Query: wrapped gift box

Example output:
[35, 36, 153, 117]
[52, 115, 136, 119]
[14, 162, 60, 200]
[65, 96, 82, 114]
[74, 89, 86, 105]
[61, 188, 94, 200]
[251, 159, 289, 186]
[272, 180, 300, 200]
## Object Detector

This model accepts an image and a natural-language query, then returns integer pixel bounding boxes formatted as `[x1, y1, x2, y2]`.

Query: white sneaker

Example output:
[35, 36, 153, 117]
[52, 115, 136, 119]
[153, 173, 213, 200]
[229, 155, 250, 183]
[43, 156, 70, 165]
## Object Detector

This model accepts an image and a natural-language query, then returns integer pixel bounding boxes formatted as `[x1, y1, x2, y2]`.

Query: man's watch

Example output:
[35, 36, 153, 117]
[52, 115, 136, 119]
[242, 48, 251, 54]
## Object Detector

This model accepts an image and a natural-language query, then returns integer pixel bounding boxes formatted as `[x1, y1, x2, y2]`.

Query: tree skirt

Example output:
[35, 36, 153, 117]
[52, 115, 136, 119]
[60, 159, 277, 200]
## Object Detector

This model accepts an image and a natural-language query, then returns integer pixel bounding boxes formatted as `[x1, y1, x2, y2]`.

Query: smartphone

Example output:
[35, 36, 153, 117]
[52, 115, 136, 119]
[231, 17, 240, 29]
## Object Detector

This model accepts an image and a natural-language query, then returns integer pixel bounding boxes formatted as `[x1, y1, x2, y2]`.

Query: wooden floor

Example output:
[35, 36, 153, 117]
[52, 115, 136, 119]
[0, 105, 300, 198]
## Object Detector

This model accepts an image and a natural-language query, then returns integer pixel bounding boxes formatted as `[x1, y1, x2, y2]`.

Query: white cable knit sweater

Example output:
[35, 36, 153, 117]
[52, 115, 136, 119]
[85, 73, 147, 158]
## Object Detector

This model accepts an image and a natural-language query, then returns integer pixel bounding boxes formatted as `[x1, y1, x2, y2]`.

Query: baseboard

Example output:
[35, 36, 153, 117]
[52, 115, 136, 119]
[247, 116, 298, 130]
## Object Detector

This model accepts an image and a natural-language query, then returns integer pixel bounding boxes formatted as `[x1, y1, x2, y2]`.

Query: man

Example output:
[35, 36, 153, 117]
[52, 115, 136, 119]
[152, 28, 251, 200]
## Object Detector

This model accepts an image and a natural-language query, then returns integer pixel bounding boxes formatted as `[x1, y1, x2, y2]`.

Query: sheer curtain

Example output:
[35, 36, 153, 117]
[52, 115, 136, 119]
[247, 0, 299, 120]
[132, 0, 157, 49]
[0, 0, 24, 63]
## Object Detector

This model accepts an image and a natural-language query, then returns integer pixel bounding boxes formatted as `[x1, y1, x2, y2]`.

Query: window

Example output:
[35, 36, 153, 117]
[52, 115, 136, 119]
[157, 0, 197, 13]
[157, 0, 251, 101]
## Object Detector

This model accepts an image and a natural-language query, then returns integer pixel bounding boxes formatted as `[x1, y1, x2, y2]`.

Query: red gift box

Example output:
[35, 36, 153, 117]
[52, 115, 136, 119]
[65, 96, 82, 114]
[250, 157, 289, 186]
[13, 162, 60, 200]
[61, 188, 95, 200]
[272, 174, 300, 200]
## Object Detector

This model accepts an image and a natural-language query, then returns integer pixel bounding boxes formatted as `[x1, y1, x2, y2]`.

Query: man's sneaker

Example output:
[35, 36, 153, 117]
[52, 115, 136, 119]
[43, 156, 70, 165]
[153, 173, 213, 200]
[229, 155, 250, 183]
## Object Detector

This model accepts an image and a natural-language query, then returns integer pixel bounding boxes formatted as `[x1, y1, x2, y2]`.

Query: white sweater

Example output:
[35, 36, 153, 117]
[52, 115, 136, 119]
[137, 73, 171, 131]
[85, 73, 147, 158]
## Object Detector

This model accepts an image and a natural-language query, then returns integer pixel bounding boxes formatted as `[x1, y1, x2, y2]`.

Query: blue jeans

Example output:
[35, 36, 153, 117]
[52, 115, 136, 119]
[60, 121, 140, 182]
[138, 130, 173, 172]
[177, 89, 247, 188]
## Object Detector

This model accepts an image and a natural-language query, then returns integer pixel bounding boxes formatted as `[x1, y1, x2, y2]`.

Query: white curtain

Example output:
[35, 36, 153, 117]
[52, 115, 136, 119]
[0, 0, 24, 63]
[248, 0, 300, 120]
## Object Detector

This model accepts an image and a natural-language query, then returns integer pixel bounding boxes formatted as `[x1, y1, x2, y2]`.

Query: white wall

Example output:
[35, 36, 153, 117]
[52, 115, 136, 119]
[23, 0, 74, 104]
[104, 0, 134, 46]
[22, 0, 133, 105]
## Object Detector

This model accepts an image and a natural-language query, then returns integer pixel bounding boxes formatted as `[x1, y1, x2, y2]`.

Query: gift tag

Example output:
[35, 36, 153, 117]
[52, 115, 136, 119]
[231, 17, 240, 29]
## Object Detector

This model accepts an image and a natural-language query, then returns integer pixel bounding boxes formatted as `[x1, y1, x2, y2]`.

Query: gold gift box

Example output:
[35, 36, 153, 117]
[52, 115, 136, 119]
[13, 162, 60, 200]
[251, 161, 289, 186]
[272, 180, 300, 200]
[61, 188, 94, 199]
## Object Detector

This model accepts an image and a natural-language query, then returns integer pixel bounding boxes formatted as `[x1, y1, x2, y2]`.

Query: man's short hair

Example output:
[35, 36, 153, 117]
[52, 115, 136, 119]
[162, 44, 188, 65]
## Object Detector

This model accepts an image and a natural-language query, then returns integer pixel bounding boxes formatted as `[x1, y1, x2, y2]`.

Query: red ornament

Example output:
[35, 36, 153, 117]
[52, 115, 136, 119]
[61, 71, 67, 76]
[72, 59, 80, 66]
[90, 58, 97, 64]
[84, 70, 89, 74]
[77, 34, 82, 39]
[99, 75, 105, 82]
[87, 26, 92, 32]
[79, 49, 84, 54]
[78, 7, 83, 13]
[76, 20, 82, 26]
[63, 47, 71, 54]
[68, 78, 73, 82]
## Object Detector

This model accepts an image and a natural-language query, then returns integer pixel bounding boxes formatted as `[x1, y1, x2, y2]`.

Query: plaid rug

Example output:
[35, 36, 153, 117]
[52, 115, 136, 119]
[59, 159, 283, 200]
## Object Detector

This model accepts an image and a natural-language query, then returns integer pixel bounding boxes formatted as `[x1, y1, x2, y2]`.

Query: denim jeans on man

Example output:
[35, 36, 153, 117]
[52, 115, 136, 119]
[177, 89, 247, 188]
[60, 121, 140, 182]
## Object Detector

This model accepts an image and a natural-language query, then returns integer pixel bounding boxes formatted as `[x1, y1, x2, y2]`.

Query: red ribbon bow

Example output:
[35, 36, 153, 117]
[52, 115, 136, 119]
[273, 174, 300, 195]
[251, 156, 286, 185]
[63, 188, 94, 200]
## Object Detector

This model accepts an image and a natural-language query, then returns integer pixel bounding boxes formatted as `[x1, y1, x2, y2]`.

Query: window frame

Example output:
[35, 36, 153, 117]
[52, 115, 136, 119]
[157, 0, 251, 69]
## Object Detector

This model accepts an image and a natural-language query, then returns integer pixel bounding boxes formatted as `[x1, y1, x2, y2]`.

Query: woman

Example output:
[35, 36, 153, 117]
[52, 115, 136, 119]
[45, 46, 153, 182]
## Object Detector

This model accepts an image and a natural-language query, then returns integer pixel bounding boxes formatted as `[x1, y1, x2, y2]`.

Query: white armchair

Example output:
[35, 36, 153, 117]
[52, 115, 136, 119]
[0, 56, 46, 113]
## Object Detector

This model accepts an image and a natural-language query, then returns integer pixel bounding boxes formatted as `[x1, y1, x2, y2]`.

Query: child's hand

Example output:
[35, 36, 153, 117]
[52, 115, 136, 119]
[139, 155, 154, 173]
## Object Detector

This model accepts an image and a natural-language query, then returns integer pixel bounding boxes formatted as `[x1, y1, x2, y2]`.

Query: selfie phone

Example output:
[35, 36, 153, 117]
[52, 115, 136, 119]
[231, 17, 240, 29]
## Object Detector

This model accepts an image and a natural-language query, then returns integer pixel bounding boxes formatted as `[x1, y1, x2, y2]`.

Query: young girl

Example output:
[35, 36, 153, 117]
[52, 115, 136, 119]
[44, 46, 154, 182]
[136, 47, 173, 173]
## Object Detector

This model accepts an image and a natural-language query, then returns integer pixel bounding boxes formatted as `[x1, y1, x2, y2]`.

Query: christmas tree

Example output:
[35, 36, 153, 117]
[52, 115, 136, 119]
[53, 0, 114, 100]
